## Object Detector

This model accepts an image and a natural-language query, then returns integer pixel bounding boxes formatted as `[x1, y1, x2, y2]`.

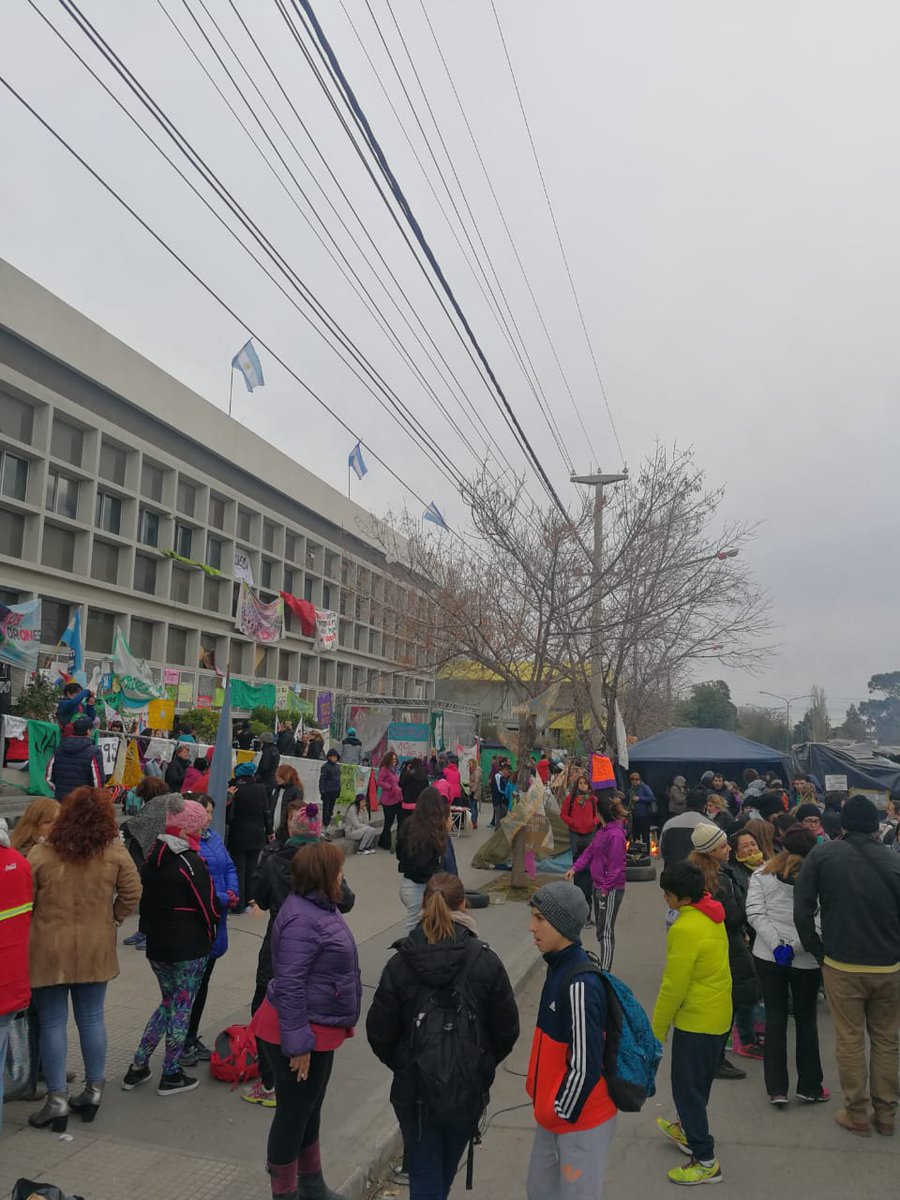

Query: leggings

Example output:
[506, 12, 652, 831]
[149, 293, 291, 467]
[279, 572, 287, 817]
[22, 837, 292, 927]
[134, 958, 207, 1075]
[187, 956, 217, 1042]
[594, 889, 625, 971]
[258, 1039, 334, 1166]
[378, 803, 401, 849]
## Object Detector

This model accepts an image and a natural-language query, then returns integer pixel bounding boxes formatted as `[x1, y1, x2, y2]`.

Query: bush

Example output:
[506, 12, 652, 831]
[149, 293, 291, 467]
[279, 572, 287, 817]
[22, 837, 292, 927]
[12, 674, 60, 722]
[178, 708, 221, 743]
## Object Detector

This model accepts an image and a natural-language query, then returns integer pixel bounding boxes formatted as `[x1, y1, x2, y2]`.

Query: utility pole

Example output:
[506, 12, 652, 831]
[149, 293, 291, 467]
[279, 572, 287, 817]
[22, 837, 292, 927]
[571, 469, 628, 750]
[760, 691, 812, 750]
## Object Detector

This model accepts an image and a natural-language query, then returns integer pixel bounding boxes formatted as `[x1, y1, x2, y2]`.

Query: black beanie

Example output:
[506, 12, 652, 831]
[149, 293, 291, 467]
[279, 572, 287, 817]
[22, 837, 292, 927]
[758, 792, 786, 821]
[794, 803, 822, 823]
[841, 794, 879, 834]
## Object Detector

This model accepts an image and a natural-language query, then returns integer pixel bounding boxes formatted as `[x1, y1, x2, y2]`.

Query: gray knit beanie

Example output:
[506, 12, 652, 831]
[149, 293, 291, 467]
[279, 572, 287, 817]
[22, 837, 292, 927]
[530, 881, 587, 944]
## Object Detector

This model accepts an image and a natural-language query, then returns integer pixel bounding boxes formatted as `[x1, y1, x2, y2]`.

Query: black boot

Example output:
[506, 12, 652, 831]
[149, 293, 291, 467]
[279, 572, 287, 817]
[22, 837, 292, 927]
[296, 1172, 346, 1200]
[69, 1079, 105, 1122]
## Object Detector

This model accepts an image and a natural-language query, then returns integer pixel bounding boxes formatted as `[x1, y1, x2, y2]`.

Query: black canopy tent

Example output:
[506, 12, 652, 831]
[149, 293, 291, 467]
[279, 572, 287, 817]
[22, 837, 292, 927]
[627, 727, 792, 798]
[794, 743, 900, 801]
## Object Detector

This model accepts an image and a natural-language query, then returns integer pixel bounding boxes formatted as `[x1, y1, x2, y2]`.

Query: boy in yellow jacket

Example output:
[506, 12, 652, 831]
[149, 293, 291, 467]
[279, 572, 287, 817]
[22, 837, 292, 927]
[652, 860, 732, 1186]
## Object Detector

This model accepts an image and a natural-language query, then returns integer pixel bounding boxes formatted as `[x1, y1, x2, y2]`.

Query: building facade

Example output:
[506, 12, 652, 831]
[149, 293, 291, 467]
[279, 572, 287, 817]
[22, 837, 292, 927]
[0, 260, 435, 711]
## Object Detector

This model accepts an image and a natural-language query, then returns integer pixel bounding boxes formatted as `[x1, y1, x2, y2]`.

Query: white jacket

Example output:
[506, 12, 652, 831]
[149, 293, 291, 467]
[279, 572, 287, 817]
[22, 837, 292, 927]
[745, 869, 820, 970]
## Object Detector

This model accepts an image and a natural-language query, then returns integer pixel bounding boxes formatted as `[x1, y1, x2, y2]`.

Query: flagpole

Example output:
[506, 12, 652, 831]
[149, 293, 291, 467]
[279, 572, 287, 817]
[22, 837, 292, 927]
[228, 367, 235, 418]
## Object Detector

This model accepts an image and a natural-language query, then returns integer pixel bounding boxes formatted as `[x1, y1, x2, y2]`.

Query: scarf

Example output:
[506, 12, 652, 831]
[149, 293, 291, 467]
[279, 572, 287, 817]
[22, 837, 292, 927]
[125, 796, 171, 856]
[451, 909, 480, 936]
[157, 832, 199, 854]
[737, 850, 764, 868]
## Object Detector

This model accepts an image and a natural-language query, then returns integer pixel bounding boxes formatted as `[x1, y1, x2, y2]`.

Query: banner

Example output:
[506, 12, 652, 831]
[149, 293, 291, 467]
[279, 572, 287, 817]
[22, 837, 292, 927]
[500, 776, 554, 854]
[316, 690, 333, 729]
[235, 581, 284, 643]
[430, 710, 445, 753]
[230, 678, 276, 711]
[614, 701, 629, 771]
[178, 680, 194, 705]
[233, 549, 254, 586]
[590, 752, 617, 791]
[0, 599, 42, 672]
[280, 593, 317, 637]
[386, 721, 429, 760]
[110, 626, 165, 708]
[163, 668, 181, 685]
[147, 697, 175, 731]
[27, 720, 60, 798]
[314, 609, 338, 652]
[97, 735, 119, 778]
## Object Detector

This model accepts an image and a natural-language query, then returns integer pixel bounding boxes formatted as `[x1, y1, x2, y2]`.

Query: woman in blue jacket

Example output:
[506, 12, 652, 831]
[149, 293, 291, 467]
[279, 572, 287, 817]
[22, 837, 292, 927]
[182, 793, 238, 1065]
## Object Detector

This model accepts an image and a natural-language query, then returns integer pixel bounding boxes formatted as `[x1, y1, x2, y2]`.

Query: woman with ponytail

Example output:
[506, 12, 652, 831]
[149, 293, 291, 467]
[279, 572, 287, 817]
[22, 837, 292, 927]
[367, 873, 519, 1200]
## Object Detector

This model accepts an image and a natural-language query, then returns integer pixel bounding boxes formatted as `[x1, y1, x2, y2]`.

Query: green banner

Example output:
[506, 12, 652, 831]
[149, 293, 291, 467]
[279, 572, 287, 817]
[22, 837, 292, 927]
[27, 719, 60, 798]
[230, 679, 276, 710]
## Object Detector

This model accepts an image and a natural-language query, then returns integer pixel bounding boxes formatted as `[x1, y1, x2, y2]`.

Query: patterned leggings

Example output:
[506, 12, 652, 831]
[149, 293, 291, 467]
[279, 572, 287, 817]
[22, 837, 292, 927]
[134, 958, 207, 1075]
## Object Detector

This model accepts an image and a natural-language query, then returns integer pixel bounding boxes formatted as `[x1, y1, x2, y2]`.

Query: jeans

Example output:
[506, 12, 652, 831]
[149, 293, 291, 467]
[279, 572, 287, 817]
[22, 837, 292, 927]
[568, 832, 593, 908]
[187, 955, 217, 1042]
[400, 878, 426, 932]
[396, 1109, 472, 1200]
[134, 958, 207, 1075]
[258, 1039, 334, 1166]
[378, 803, 400, 849]
[755, 958, 823, 1097]
[823, 964, 900, 1125]
[671, 1029, 725, 1163]
[468, 789, 480, 826]
[0, 1013, 10, 1132]
[33, 982, 108, 1092]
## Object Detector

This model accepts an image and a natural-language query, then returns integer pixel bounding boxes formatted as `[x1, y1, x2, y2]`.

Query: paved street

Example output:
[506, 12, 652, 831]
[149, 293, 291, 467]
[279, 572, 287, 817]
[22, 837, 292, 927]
[3, 821, 897, 1199]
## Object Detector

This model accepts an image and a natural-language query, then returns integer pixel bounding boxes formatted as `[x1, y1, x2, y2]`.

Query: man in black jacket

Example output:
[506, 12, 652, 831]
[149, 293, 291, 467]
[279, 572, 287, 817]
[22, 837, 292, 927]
[318, 749, 342, 830]
[794, 795, 900, 1137]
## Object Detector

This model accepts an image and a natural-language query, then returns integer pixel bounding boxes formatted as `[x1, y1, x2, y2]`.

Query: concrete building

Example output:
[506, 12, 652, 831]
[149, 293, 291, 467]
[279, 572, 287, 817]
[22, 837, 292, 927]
[0, 260, 435, 711]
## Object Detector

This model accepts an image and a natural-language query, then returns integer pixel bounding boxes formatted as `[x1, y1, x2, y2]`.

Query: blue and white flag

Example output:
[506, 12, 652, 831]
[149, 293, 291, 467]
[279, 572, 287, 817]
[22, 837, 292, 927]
[59, 608, 85, 681]
[231, 339, 265, 392]
[348, 442, 367, 480]
[423, 501, 448, 530]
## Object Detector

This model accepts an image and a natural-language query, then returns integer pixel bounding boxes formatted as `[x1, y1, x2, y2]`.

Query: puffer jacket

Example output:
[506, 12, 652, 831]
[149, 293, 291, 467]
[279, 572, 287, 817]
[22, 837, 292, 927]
[366, 922, 519, 1112]
[140, 838, 219, 963]
[50, 735, 104, 801]
[319, 760, 341, 796]
[268, 891, 362, 1056]
[198, 829, 238, 959]
[746, 868, 820, 969]
[251, 838, 355, 993]
[572, 821, 627, 892]
[652, 895, 732, 1041]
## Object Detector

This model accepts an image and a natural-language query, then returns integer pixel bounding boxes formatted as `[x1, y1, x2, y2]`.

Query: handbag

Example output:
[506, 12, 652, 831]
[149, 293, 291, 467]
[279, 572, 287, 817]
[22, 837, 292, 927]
[12, 1181, 86, 1200]
[4, 1009, 36, 1101]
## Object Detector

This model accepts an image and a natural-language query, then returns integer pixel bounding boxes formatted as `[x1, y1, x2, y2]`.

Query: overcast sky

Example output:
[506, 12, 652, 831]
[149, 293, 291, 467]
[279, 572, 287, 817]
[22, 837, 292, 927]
[3, 1, 897, 721]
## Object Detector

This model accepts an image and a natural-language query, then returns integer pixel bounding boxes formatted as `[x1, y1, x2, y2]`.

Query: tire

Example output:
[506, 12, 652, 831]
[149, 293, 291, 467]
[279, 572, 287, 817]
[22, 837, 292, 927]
[627, 855, 653, 869]
[464, 890, 490, 909]
[626, 864, 657, 883]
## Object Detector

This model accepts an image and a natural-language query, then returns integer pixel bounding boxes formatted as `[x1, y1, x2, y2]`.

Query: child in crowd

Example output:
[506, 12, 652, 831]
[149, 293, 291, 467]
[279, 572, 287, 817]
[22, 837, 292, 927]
[525, 881, 617, 1200]
[652, 861, 732, 1186]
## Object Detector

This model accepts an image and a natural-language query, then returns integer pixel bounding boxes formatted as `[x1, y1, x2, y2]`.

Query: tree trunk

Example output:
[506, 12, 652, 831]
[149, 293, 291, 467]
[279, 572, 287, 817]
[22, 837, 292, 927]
[510, 715, 535, 890]
[510, 827, 527, 890]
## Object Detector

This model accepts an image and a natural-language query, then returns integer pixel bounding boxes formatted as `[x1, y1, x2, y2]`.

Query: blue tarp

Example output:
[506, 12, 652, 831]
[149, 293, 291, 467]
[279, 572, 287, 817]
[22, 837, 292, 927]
[627, 727, 792, 796]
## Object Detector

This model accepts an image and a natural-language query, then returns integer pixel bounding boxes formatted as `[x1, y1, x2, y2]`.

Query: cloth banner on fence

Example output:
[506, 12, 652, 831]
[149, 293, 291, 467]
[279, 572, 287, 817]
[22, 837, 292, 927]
[235, 581, 284, 643]
[27, 720, 60, 798]
[0, 599, 42, 672]
[110, 627, 165, 708]
[144, 737, 175, 765]
[316, 691, 333, 729]
[282, 757, 373, 824]
[280, 593, 317, 637]
[2, 714, 27, 741]
[230, 678, 276, 710]
[430, 710, 445, 753]
[314, 609, 338, 652]
[350, 706, 393, 753]
[233, 549, 254, 587]
[147, 698, 175, 731]
[386, 721, 429, 760]
[97, 735, 119, 778]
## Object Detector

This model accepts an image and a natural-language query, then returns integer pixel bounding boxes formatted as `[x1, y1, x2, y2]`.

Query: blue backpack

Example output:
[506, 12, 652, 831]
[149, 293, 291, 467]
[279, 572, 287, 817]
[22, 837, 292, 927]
[560, 954, 662, 1112]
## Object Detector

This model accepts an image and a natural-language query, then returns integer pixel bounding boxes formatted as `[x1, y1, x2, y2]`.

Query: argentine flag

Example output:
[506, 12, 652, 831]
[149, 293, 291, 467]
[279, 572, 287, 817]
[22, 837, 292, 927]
[60, 608, 85, 680]
[232, 339, 265, 392]
[423, 501, 448, 530]
[348, 442, 367, 480]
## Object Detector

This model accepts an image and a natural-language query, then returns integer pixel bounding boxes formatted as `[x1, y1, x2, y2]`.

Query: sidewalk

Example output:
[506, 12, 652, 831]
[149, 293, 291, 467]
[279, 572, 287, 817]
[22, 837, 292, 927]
[1, 818, 540, 1200]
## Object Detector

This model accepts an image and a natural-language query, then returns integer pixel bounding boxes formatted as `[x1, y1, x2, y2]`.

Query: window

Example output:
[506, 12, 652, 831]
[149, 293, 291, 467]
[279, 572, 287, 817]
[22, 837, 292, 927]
[0, 390, 34, 444]
[322, 584, 332, 610]
[134, 554, 157, 594]
[171, 567, 191, 604]
[85, 609, 115, 654]
[324, 552, 338, 579]
[91, 540, 120, 584]
[46, 471, 78, 519]
[283, 568, 294, 596]
[41, 523, 75, 571]
[208, 494, 226, 530]
[303, 576, 314, 603]
[0, 452, 28, 501]
[141, 461, 164, 502]
[95, 491, 122, 535]
[206, 535, 222, 571]
[1, 513, 27, 562]
[41, 598, 70, 645]
[166, 626, 189, 665]
[138, 507, 159, 548]
[176, 479, 196, 517]
[262, 521, 276, 552]
[175, 523, 192, 558]
[285, 533, 298, 563]
[99, 441, 127, 485]
[307, 542, 320, 569]
[50, 418, 83, 467]
[130, 618, 154, 659]
[279, 649, 296, 681]
[203, 576, 222, 612]
[261, 558, 274, 590]
[237, 507, 253, 542]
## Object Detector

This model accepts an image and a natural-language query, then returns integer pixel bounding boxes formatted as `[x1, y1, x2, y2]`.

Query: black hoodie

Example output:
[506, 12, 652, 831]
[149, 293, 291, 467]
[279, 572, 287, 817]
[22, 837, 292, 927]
[366, 922, 519, 1113]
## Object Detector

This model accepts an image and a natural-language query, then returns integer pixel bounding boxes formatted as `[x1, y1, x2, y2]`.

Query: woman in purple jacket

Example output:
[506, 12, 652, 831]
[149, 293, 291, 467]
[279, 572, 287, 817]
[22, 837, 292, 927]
[565, 793, 628, 970]
[250, 841, 361, 1200]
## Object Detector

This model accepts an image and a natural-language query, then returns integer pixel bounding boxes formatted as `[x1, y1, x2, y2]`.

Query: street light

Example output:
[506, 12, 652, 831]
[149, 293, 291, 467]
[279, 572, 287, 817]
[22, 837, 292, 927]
[759, 691, 812, 746]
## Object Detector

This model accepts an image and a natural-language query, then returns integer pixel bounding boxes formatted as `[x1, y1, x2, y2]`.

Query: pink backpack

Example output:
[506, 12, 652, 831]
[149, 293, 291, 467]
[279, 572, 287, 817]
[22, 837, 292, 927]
[209, 1024, 260, 1085]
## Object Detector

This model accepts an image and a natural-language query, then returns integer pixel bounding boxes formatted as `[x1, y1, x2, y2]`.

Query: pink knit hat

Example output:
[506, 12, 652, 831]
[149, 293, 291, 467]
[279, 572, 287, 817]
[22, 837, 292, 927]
[166, 799, 208, 838]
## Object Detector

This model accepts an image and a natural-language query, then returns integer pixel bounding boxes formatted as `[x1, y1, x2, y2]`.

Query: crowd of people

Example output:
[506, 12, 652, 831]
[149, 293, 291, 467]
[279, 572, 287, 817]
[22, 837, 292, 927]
[2, 732, 900, 1199]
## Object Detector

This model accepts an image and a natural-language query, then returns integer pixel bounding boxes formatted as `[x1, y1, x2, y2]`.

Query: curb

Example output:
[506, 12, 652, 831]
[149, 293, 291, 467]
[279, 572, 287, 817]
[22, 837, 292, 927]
[334, 932, 543, 1200]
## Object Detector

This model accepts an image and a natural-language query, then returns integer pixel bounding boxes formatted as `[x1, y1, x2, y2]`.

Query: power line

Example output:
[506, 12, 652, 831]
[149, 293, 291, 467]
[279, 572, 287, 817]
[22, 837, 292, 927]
[416, 0, 601, 465]
[489, 0, 625, 468]
[283, 0, 573, 519]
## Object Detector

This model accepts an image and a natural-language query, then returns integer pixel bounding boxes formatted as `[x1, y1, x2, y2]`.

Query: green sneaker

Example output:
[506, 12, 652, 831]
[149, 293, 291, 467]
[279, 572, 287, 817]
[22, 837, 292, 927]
[657, 1117, 693, 1156]
[668, 1158, 723, 1186]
